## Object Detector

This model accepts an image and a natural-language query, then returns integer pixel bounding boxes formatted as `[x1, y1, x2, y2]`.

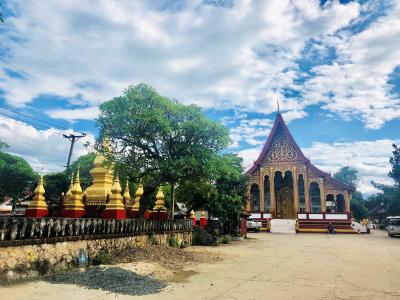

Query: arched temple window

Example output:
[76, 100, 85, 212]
[310, 182, 321, 213]
[264, 175, 270, 212]
[336, 194, 345, 213]
[326, 194, 335, 213]
[298, 174, 305, 212]
[250, 183, 260, 212]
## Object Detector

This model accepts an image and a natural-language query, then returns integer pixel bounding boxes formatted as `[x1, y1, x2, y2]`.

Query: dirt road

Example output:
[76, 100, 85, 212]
[1, 230, 400, 299]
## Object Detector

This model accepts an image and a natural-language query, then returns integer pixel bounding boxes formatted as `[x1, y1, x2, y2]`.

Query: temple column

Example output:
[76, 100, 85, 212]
[305, 175, 311, 213]
[344, 190, 351, 213]
[293, 168, 299, 216]
[269, 172, 276, 217]
[320, 180, 326, 213]
[259, 168, 264, 212]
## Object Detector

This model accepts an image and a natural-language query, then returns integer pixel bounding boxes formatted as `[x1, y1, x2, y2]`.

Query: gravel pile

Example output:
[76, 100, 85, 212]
[47, 266, 167, 296]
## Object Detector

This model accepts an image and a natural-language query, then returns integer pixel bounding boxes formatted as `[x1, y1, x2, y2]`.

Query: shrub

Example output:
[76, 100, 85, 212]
[168, 234, 179, 247]
[220, 234, 232, 244]
[92, 254, 111, 266]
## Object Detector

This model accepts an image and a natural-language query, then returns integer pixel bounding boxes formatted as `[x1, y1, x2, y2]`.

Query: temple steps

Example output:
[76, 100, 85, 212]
[297, 219, 356, 233]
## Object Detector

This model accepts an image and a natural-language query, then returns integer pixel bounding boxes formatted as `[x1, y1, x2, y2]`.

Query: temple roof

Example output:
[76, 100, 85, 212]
[247, 112, 354, 191]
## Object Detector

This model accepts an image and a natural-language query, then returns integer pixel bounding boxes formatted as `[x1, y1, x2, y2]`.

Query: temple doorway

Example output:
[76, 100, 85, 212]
[274, 171, 295, 219]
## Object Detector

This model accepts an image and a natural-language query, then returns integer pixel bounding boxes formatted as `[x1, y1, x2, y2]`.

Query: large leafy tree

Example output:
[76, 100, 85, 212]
[176, 154, 248, 233]
[0, 150, 38, 203]
[206, 154, 249, 232]
[389, 143, 400, 186]
[333, 166, 358, 187]
[97, 84, 230, 217]
[333, 166, 368, 219]
[368, 143, 400, 217]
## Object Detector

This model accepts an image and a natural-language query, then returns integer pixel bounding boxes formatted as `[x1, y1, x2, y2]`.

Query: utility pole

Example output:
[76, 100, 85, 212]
[63, 133, 86, 169]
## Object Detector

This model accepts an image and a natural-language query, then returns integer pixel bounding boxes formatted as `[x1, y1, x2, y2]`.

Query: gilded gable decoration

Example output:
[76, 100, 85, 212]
[264, 126, 298, 163]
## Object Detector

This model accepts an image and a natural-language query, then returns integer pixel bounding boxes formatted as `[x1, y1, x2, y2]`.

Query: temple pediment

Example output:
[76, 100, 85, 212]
[248, 113, 309, 172]
[263, 124, 300, 163]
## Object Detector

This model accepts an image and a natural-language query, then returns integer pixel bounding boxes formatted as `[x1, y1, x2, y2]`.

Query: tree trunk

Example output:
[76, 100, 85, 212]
[170, 183, 175, 220]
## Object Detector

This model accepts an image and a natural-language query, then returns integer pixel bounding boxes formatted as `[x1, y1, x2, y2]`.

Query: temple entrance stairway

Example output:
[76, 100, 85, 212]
[270, 219, 296, 233]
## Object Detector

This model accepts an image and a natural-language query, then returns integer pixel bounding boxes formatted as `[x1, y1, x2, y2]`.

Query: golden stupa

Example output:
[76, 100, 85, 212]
[25, 175, 48, 217]
[63, 169, 85, 218]
[84, 138, 113, 206]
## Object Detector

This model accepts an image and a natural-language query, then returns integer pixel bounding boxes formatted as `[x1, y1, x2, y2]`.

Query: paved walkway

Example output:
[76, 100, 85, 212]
[1, 230, 400, 299]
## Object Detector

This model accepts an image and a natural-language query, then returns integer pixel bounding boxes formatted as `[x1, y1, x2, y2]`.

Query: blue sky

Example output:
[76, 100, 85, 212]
[0, 0, 399, 193]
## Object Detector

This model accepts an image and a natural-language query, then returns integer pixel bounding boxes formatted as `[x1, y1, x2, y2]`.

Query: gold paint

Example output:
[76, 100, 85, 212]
[84, 138, 113, 205]
[103, 176, 125, 211]
[63, 169, 85, 212]
[153, 186, 166, 212]
[123, 180, 131, 208]
[26, 175, 48, 210]
[131, 181, 144, 213]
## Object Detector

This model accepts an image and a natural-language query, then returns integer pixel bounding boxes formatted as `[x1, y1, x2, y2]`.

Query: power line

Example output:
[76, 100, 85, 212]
[0, 113, 97, 152]
[0, 56, 79, 100]
[0, 111, 63, 133]
[0, 105, 70, 131]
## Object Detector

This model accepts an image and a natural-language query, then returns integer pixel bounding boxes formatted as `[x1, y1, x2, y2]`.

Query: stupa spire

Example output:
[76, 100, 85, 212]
[102, 175, 127, 219]
[62, 167, 85, 218]
[153, 186, 167, 212]
[130, 181, 144, 218]
[123, 180, 131, 208]
[84, 135, 113, 206]
[25, 175, 49, 218]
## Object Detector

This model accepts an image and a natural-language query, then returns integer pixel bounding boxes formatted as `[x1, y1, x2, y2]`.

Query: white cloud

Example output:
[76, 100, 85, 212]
[46, 106, 100, 121]
[237, 138, 398, 194]
[229, 118, 273, 147]
[0, 0, 361, 119]
[0, 116, 95, 173]
[297, 0, 400, 129]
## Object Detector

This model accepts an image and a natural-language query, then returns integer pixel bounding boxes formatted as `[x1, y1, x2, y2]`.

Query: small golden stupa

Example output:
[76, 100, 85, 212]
[63, 169, 85, 218]
[153, 186, 167, 212]
[25, 175, 48, 218]
[130, 181, 144, 218]
[102, 175, 126, 219]
[123, 180, 131, 208]
[84, 138, 113, 206]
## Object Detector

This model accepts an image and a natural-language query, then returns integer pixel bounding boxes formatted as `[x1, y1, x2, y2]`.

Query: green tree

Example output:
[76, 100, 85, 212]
[0, 138, 8, 150]
[0, 151, 38, 203]
[43, 153, 96, 211]
[97, 84, 230, 217]
[333, 166, 358, 187]
[207, 154, 249, 232]
[389, 143, 400, 186]
[68, 152, 96, 190]
[369, 144, 400, 217]
[333, 166, 368, 219]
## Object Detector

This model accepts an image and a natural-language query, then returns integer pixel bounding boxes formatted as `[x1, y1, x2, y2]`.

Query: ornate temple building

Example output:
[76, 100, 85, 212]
[246, 112, 354, 226]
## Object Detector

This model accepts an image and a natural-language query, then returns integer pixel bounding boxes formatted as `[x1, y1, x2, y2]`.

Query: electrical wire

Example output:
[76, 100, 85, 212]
[0, 105, 71, 131]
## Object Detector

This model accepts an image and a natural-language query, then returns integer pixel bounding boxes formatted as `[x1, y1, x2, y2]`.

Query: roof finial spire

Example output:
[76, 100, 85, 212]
[277, 98, 280, 113]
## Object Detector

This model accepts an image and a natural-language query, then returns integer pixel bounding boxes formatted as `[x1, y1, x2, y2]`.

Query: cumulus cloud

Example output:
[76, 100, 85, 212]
[46, 106, 100, 121]
[0, 0, 361, 120]
[296, 0, 400, 129]
[237, 139, 398, 194]
[0, 116, 95, 173]
[229, 118, 273, 147]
